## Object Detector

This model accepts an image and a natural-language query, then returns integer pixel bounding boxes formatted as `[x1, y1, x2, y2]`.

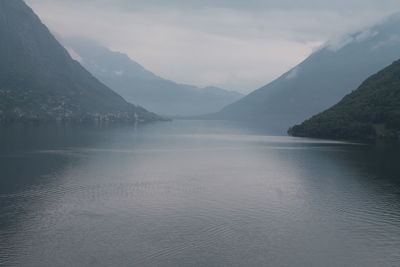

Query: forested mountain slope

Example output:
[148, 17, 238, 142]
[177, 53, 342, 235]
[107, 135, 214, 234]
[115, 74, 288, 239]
[289, 60, 400, 140]
[210, 13, 400, 133]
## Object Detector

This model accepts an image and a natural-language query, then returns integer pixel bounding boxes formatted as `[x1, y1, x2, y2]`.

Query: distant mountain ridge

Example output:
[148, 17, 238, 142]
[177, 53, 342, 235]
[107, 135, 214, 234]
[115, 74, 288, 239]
[63, 38, 243, 117]
[288, 59, 400, 140]
[0, 0, 161, 123]
[209, 13, 400, 133]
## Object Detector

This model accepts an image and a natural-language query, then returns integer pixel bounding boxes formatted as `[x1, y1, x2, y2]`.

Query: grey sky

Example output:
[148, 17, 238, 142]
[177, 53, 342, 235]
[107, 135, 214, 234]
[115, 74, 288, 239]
[26, 0, 400, 93]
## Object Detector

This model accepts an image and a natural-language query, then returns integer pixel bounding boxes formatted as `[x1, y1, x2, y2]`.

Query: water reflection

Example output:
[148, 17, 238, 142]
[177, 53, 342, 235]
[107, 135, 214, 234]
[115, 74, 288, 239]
[0, 121, 400, 267]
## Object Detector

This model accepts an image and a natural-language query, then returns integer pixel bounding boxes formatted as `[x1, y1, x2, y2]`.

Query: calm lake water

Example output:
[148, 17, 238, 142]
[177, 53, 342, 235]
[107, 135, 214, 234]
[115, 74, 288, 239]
[1, 120, 400, 267]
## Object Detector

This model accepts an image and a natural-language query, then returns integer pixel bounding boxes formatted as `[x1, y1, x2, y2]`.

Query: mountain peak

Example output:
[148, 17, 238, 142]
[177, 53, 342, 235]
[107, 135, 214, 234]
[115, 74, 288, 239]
[211, 13, 400, 133]
[0, 0, 161, 123]
[63, 37, 243, 116]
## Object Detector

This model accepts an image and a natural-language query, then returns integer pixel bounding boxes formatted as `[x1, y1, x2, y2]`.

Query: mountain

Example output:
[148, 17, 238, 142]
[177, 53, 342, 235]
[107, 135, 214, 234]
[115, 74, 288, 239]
[62, 38, 243, 117]
[210, 13, 400, 133]
[0, 0, 161, 123]
[288, 59, 400, 140]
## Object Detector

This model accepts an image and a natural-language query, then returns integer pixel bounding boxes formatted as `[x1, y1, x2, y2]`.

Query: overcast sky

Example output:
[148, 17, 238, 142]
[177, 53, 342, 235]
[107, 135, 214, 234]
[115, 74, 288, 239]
[26, 0, 400, 93]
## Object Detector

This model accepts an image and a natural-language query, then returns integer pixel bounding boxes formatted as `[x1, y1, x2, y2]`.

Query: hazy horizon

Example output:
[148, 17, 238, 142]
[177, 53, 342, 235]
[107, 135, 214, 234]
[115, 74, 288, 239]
[26, 0, 400, 93]
[2, 1, 400, 266]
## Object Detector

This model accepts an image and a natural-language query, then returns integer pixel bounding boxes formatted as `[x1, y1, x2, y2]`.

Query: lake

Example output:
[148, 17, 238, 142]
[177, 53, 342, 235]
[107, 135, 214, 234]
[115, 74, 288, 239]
[1, 120, 400, 266]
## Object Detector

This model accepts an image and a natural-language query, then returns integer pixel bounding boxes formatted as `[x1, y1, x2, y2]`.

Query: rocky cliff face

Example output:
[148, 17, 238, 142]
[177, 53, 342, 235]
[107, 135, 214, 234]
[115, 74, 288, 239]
[0, 0, 161, 123]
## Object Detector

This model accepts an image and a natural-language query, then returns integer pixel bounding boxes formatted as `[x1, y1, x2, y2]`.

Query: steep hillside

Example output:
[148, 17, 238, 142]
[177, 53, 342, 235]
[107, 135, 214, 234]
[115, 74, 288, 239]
[0, 0, 161, 123]
[211, 13, 400, 133]
[63, 37, 243, 117]
[289, 60, 400, 140]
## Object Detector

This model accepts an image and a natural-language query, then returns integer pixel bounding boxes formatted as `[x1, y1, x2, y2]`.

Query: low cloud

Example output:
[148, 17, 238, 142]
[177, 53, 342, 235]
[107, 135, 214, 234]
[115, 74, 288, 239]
[327, 29, 379, 52]
[286, 67, 300, 80]
[26, 0, 400, 93]
[372, 34, 400, 50]
[65, 47, 83, 63]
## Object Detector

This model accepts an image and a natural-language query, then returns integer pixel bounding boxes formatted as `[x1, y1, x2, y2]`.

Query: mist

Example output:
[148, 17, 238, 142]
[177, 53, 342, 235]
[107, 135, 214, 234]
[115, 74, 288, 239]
[25, 0, 400, 93]
[2, 1, 400, 266]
